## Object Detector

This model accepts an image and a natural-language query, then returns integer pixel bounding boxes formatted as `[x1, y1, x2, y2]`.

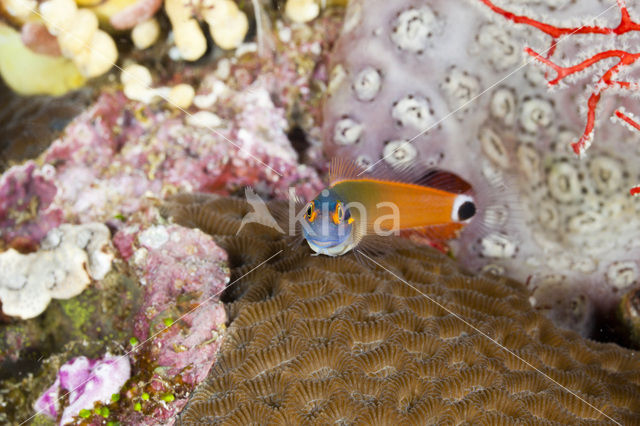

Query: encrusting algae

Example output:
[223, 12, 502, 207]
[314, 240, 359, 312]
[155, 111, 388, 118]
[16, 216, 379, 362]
[163, 193, 640, 424]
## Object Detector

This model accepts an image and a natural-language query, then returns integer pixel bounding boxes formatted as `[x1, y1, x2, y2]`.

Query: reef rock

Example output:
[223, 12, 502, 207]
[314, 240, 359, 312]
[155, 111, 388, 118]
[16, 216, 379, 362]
[323, 0, 640, 337]
[108, 223, 229, 424]
[0, 222, 112, 319]
[164, 194, 640, 424]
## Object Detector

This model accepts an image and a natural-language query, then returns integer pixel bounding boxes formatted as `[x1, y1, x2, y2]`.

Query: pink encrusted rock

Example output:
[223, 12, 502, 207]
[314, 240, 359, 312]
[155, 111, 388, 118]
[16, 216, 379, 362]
[39, 84, 321, 224]
[34, 354, 131, 425]
[0, 161, 63, 246]
[112, 224, 228, 423]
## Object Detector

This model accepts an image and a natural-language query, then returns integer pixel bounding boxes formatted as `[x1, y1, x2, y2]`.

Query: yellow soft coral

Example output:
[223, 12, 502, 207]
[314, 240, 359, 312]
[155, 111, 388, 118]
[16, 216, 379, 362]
[0, 22, 85, 95]
[285, 0, 348, 23]
[40, 0, 117, 78]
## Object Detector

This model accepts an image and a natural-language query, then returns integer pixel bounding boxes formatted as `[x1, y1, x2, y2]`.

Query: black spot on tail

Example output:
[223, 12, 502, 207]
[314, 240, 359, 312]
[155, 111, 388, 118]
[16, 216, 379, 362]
[458, 201, 476, 221]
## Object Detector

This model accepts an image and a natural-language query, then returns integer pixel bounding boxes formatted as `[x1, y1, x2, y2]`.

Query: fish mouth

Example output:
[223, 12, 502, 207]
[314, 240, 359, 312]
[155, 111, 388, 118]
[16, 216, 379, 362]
[307, 238, 341, 248]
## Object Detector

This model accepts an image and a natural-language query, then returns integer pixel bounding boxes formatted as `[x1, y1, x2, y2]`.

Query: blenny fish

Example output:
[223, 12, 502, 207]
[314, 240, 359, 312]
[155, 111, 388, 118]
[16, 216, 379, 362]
[301, 159, 476, 256]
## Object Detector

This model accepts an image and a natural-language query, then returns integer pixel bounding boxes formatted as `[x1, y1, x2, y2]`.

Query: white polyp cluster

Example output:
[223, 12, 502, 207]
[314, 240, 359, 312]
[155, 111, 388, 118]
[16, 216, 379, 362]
[490, 87, 516, 126]
[440, 68, 480, 113]
[285, 0, 320, 23]
[606, 261, 639, 290]
[39, 0, 117, 78]
[353, 66, 382, 102]
[132, 18, 160, 50]
[334, 117, 363, 145]
[476, 23, 520, 70]
[519, 98, 554, 133]
[391, 95, 434, 131]
[547, 161, 581, 203]
[355, 155, 372, 168]
[382, 140, 417, 168]
[529, 275, 594, 334]
[479, 233, 517, 258]
[537, 200, 560, 230]
[516, 144, 541, 183]
[479, 127, 510, 169]
[390, 6, 438, 53]
[567, 210, 604, 234]
[589, 155, 623, 194]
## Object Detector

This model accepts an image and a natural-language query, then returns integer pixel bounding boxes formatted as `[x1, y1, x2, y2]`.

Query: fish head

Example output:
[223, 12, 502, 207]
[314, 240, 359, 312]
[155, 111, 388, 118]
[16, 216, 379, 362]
[302, 188, 355, 255]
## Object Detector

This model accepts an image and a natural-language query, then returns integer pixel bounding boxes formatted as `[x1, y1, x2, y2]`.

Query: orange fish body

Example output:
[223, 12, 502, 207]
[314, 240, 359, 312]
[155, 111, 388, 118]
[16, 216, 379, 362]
[301, 159, 476, 256]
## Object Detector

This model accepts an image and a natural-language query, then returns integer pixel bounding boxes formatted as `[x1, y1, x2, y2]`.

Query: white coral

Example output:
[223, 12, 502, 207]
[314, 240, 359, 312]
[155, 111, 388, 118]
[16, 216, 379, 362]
[382, 139, 417, 168]
[0, 223, 113, 319]
[353, 67, 382, 102]
[390, 6, 437, 53]
[391, 95, 434, 131]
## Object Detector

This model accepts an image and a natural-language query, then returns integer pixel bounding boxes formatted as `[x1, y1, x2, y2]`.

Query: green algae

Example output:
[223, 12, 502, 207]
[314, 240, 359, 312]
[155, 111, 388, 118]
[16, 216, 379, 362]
[60, 298, 96, 333]
[0, 270, 142, 424]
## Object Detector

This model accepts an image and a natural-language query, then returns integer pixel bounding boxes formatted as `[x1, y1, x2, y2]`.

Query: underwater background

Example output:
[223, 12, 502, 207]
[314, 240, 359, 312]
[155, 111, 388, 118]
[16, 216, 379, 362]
[1, 0, 640, 424]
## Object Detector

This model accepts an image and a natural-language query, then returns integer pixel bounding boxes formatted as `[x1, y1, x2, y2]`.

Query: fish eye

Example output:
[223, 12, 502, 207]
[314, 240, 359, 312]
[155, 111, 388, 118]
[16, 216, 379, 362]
[306, 202, 317, 222]
[332, 202, 344, 225]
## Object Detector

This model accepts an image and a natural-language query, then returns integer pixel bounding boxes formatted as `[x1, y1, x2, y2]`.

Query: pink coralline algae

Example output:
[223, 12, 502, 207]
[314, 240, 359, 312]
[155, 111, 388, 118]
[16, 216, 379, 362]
[0, 75, 322, 242]
[323, 0, 640, 337]
[34, 354, 131, 425]
[112, 223, 229, 423]
[0, 161, 62, 247]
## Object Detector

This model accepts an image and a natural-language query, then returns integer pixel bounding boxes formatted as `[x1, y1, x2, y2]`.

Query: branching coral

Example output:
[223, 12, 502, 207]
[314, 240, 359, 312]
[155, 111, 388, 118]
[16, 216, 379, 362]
[478, 0, 640, 183]
[164, 194, 640, 424]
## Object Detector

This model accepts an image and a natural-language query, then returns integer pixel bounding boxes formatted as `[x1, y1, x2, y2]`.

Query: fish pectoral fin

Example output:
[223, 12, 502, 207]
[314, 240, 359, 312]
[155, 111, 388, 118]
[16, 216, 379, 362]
[400, 223, 465, 245]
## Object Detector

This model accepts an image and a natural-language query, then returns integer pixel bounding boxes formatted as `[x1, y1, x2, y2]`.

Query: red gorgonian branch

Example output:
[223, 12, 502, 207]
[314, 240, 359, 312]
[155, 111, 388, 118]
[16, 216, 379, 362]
[612, 107, 640, 195]
[478, 0, 640, 157]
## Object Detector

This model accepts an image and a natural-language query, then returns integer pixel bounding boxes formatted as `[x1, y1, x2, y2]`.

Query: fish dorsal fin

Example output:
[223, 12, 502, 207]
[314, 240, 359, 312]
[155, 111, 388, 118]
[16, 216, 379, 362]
[415, 169, 471, 194]
[331, 158, 472, 194]
[329, 158, 369, 185]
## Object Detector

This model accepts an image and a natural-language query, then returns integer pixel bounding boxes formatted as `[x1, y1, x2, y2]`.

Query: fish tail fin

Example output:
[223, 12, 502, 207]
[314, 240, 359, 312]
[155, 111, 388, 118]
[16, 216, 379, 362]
[400, 223, 466, 253]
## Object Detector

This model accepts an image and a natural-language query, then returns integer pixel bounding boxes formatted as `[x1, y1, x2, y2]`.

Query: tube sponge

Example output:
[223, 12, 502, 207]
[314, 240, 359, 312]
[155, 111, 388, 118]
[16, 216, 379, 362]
[0, 223, 113, 319]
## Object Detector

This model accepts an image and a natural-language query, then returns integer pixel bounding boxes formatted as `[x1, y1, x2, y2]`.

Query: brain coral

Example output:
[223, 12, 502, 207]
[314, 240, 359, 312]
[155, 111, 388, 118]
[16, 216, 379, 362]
[163, 194, 640, 424]
[322, 0, 640, 338]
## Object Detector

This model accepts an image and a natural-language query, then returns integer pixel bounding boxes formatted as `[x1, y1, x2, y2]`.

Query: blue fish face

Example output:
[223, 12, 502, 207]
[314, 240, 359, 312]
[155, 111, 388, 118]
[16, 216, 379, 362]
[302, 189, 354, 256]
